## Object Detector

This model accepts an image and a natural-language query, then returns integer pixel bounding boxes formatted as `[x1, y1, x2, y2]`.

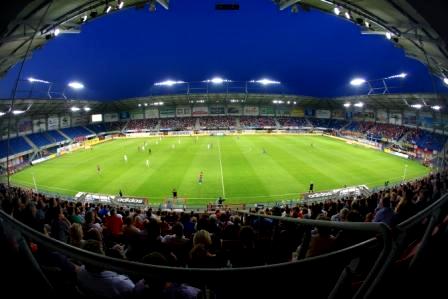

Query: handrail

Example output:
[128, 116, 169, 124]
[0, 208, 382, 284]
[397, 193, 448, 231]
[2, 191, 447, 298]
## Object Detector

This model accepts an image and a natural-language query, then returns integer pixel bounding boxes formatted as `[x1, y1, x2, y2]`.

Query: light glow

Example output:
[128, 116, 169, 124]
[118, 1, 124, 9]
[204, 77, 230, 84]
[54, 28, 61, 36]
[386, 73, 407, 79]
[386, 32, 392, 40]
[71, 107, 81, 112]
[82, 15, 88, 22]
[154, 80, 186, 86]
[250, 79, 281, 85]
[411, 104, 422, 109]
[354, 102, 364, 108]
[345, 12, 351, 20]
[334, 7, 341, 15]
[344, 103, 351, 107]
[444, 78, 448, 85]
[106, 6, 112, 13]
[12, 110, 25, 115]
[83, 107, 91, 112]
[68, 81, 84, 89]
[28, 77, 50, 84]
[432, 105, 441, 111]
[350, 78, 367, 86]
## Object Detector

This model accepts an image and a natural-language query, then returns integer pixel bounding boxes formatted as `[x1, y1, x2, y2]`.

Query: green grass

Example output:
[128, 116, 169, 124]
[11, 135, 429, 205]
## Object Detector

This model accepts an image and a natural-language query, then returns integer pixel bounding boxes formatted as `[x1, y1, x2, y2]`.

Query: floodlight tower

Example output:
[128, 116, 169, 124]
[349, 73, 408, 95]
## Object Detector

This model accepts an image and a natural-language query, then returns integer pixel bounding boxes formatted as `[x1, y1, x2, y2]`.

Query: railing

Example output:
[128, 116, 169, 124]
[1, 191, 447, 297]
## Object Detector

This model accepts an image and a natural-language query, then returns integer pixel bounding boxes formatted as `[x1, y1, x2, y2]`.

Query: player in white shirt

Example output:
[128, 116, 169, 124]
[124, 154, 128, 163]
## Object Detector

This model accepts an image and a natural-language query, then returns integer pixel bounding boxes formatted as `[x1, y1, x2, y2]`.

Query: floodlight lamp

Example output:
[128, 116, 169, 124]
[0, 112, 5, 116]
[334, 7, 341, 15]
[144, 103, 148, 106]
[118, 1, 124, 9]
[344, 103, 351, 107]
[82, 15, 88, 22]
[54, 28, 61, 36]
[411, 104, 422, 109]
[71, 107, 81, 112]
[84, 107, 91, 112]
[210, 77, 227, 84]
[68, 81, 84, 89]
[443, 78, 448, 85]
[254, 79, 281, 85]
[385, 32, 392, 40]
[28, 77, 50, 84]
[345, 12, 351, 20]
[364, 20, 370, 28]
[154, 80, 185, 86]
[432, 105, 441, 111]
[350, 78, 367, 86]
[293, 101, 297, 105]
[106, 6, 112, 13]
[12, 110, 25, 115]
[354, 102, 364, 108]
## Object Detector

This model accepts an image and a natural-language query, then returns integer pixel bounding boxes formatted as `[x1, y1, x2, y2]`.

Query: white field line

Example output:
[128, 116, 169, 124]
[217, 139, 226, 197]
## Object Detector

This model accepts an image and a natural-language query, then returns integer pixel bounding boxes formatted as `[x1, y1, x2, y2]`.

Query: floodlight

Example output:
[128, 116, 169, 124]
[345, 12, 351, 20]
[82, 15, 88, 22]
[118, 1, 124, 9]
[28, 77, 50, 84]
[354, 102, 364, 108]
[431, 105, 441, 111]
[411, 104, 422, 109]
[106, 6, 112, 13]
[12, 110, 25, 115]
[154, 80, 186, 86]
[71, 107, 81, 112]
[386, 73, 407, 79]
[208, 77, 228, 84]
[68, 81, 84, 89]
[385, 32, 392, 40]
[444, 78, 448, 85]
[350, 78, 367, 86]
[293, 101, 297, 105]
[364, 20, 370, 28]
[344, 103, 351, 107]
[0, 112, 5, 116]
[54, 28, 61, 36]
[138, 103, 141, 107]
[84, 107, 91, 112]
[251, 79, 281, 85]
[144, 103, 148, 106]
[334, 7, 340, 15]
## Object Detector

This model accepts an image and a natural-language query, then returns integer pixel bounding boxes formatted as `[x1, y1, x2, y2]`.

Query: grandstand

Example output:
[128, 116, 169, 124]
[1, 1, 448, 299]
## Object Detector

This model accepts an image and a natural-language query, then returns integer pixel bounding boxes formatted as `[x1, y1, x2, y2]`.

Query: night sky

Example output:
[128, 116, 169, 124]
[1, 0, 447, 101]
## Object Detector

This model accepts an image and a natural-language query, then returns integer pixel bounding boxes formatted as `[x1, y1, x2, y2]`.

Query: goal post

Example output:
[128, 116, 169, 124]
[163, 197, 187, 210]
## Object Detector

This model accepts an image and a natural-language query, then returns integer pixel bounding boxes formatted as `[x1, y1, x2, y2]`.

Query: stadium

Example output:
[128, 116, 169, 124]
[1, 1, 448, 299]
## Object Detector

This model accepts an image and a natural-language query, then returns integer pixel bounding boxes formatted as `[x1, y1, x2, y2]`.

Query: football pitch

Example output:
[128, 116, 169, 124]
[11, 135, 429, 205]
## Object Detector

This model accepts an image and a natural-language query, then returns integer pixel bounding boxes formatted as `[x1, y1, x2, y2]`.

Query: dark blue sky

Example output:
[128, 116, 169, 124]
[1, 0, 447, 101]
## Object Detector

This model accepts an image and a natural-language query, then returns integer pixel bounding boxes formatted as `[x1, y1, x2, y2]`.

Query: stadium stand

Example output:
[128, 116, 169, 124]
[45, 130, 67, 143]
[198, 116, 236, 129]
[160, 118, 196, 130]
[126, 119, 159, 131]
[0, 170, 447, 298]
[60, 126, 93, 139]
[26, 132, 54, 147]
[0, 136, 32, 158]
[239, 116, 276, 128]
[277, 117, 308, 127]
[86, 123, 107, 133]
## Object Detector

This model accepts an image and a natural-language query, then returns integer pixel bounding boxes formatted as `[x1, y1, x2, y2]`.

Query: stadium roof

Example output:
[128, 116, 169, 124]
[0, 0, 447, 83]
[0, 93, 445, 116]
